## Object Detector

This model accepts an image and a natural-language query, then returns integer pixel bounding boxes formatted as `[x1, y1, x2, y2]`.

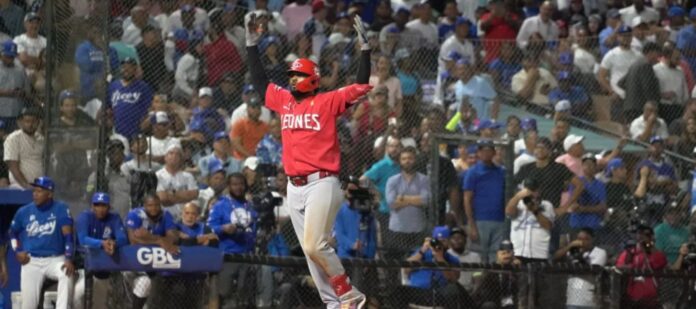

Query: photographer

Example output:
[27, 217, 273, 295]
[615, 225, 668, 308]
[506, 177, 555, 308]
[553, 228, 608, 308]
[671, 243, 696, 308]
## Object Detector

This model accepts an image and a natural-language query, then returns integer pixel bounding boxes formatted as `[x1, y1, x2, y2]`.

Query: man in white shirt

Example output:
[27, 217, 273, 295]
[446, 227, 481, 293]
[629, 101, 669, 142]
[122, 5, 151, 46]
[406, 2, 438, 47]
[434, 17, 475, 105]
[512, 52, 558, 106]
[516, 1, 559, 49]
[553, 228, 607, 309]
[165, 3, 210, 36]
[3, 107, 43, 189]
[597, 25, 642, 121]
[146, 111, 181, 163]
[619, 0, 659, 26]
[156, 143, 199, 221]
[13, 12, 45, 74]
[653, 44, 689, 123]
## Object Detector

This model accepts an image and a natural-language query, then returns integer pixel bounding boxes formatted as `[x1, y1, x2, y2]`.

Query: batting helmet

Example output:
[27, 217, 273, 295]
[287, 58, 320, 93]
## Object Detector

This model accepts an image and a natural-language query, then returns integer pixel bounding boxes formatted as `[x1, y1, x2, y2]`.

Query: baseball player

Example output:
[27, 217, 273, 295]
[246, 13, 373, 309]
[9, 177, 75, 309]
[73, 192, 128, 309]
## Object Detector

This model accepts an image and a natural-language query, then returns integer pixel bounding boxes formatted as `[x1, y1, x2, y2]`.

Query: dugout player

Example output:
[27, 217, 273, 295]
[246, 13, 373, 309]
[73, 192, 128, 309]
[9, 177, 75, 309]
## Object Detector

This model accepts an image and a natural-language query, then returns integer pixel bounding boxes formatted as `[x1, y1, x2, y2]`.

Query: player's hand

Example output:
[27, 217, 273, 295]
[102, 239, 116, 256]
[352, 240, 362, 252]
[223, 223, 237, 234]
[159, 240, 180, 255]
[353, 15, 369, 51]
[62, 260, 75, 277]
[245, 13, 264, 46]
[16, 252, 30, 265]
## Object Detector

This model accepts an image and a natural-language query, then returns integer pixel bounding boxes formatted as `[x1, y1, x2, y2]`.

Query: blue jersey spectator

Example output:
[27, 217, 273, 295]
[334, 202, 377, 259]
[125, 206, 177, 237]
[75, 199, 128, 250]
[549, 71, 591, 118]
[599, 10, 622, 57]
[207, 194, 258, 254]
[362, 135, 402, 214]
[198, 132, 242, 178]
[256, 120, 283, 168]
[453, 59, 498, 120]
[107, 57, 154, 139]
[570, 156, 607, 230]
[177, 202, 218, 247]
[75, 29, 106, 100]
[676, 10, 696, 77]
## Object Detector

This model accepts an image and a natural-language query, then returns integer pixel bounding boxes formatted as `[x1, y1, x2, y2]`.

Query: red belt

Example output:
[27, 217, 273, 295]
[288, 171, 336, 187]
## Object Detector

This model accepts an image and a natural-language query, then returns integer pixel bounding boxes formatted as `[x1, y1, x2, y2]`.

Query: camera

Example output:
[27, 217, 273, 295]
[343, 176, 375, 214]
[683, 243, 696, 267]
[252, 177, 284, 233]
[430, 238, 443, 251]
[568, 247, 587, 265]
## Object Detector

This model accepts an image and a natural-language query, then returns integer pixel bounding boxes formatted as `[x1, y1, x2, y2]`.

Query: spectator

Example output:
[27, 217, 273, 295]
[516, 1, 559, 49]
[108, 22, 139, 65]
[654, 43, 690, 123]
[0, 40, 28, 128]
[512, 52, 558, 106]
[369, 55, 403, 113]
[303, 0, 329, 58]
[120, 134, 162, 176]
[56, 90, 93, 127]
[549, 71, 592, 119]
[178, 202, 218, 246]
[446, 227, 481, 292]
[634, 137, 678, 219]
[385, 146, 430, 253]
[603, 158, 633, 236]
[556, 134, 586, 177]
[197, 159, 228, 219]
[280, 0, 311, 39]
[190, 87, 226, 140]
[0, 0, 23, 37]
[572, 27, 599, 76]
[453, 59, 499, 120]
[600, 9, 622, 57]
[255, 118, 282, 173]
[436, 0, 460, 41]
[568, 154, 607, 231]
[3, 107, 41, 189]
[473, 240, 519, 309]
[463, 140, 505, 263]
[406, 2, 438, 47]
[396, 226, 469, 309]
[480, 0, 520, 64]
[655, 208, 689, 264]
[86, 140, 131, 219]
[513, 129, 539, 175]
[677, 8, 696, 77]
[674, 116, 696, 183]
[615, 225, 668, 308]
[172, 36, 204, 103]
[156, 144, 199, 221]
[452, 144, 477, 173]
[213, 72, 242, 114]
[125, 194, 179, 309]
[136, 25, 167, 92]
[553, 228, 608, 309]
[488, 41, 522, 89]
[146, 111, 181, 162]
[198, 131, 241, 178]
[414, 132, 460, 226]
[507, 177, 555, 261]
[9, 177, 75, 309]
[666, 7, 687, 43]
[361, 135, 402, 217]
[597, 25, 641, 122]
[122, 5, 151, 46]
[14, 12, 44, 73]
[371, 0, 393, 32]
[379, 7, 422, 54]
[73, 192, 128, 309]
[629, 17, 652, 54]
[230, 98, 269, 160]
[205, 18, 243, 87]
[438, 16, 475, 79]
[230, 85, 272, 126]
[207, 172, 258, 307]
[629, 101, 669, 142]
[334, 186, 378, 260]
[243, 6, 287, 37]
[502, 115, 521, 141]
[445, 97, 478, 135]
[107, 57, 154, 139]
[259, 36, 287, 88]
[620, 42, 663, 122]
[0, 119, 7, 187]
[476, 119, 503, 139]
[75, 24, 107, 100]
[165, 3, 210, 35]
[619, 0, 659, 28]
[668, 99, 696, 137]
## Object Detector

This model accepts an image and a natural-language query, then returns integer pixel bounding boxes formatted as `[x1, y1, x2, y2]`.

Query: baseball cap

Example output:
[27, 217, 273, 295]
[581, 152, 597, 162]
[606, 9, 620, 19]
[24, 12, 40, 22]
[19, 107, 41, 119]
[450, 227, 466, 237]
[312, 0, 325, 13]
[558, 52, 573, 65]
[247, 96, 261, 107]
[1, 40, 17, 57]
[499, 239, 514, 251]
[563, 134, 584, 151]
[244, 156, 259, 171]
[617, 25, 632, 34]
[477, 119, 502, 131]
[106, 139, 125, 152]
[208, 158, 226, 176]
[668, 6, 686, 17]
[199, 87, 213, 97]
[214, 131, 229, 141]
[649, 135, 664, 144]
[520, 118, 537, 132]
[477, 139, 496, 149]
[58, 89, 77, 103]
[387, 26, 400, 34]
[555, 99, 572, 112]
[166, 142, 183, 154]
[605, 158, 624, 177]
[243, 84, 256, 95]
[455, 16, 470, 27]
[394, 6, 410, 16]
[91, 192, 111, 205]
[31, 176, 55, 191]
[432, 226, 450, 239]
[259, 35, 280, 53]
[151, 111, 169, 124]
[221, 72, 236, 84]
[121, 57, 137, 65]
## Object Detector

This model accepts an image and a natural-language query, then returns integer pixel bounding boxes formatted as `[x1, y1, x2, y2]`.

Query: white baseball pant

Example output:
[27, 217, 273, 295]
[287, 176, 355, 309]
[20, 255, 74, 309]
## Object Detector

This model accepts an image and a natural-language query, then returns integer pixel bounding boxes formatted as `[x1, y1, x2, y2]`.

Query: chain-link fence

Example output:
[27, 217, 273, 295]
[7, 0, 696, 308]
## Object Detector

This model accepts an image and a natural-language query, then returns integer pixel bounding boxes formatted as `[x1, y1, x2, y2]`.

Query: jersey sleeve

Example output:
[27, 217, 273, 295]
[125, 211, 142, 230]
[76, 212, 102, 248]
[163, 212, 177, 232]
[58, 205, 73, 227]
[323, 84, 373, 116]
[111, 216, 129, 247]
[265, 83, 289, 113]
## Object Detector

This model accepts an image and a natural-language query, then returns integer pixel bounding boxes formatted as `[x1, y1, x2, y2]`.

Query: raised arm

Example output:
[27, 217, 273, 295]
[354, 15, 370, 85]
[246, 14, 269, 99]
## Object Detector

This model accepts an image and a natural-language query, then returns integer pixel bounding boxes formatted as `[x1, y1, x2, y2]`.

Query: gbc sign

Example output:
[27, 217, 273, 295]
[136, 247, 181, 269]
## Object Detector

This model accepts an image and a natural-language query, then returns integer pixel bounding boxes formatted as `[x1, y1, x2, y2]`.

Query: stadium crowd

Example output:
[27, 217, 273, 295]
[3, 0, 696, 308]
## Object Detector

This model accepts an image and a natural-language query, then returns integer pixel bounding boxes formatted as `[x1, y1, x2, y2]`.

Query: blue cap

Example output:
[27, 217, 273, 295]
[24, 12, 40, 22]
[208, 158, 226, 175]
[31, 176, 55, 191]
[91, 192, 111, 205]
[59, 89, 77, 103]
[559, 52, 573, 65]
[214, 131, 229, 141]
[557, 70, 572, 80]
[690, 7, 696, 19]
[395, 6, 410, 16]
[467, 144, 478, 155]
[432, 226, 450, 239]
[605, 158, 624, 177]
[668, 6, 686, 17]
[243, 84, 255, 94]
[477, 119, 502, 130]
[455, 16, 470, 27]
[477, 138, 496, 149]
[1, 40, 17, 57]
[617, 25, 632, 34]
[520, 118, 537, 131]
[650, 136, 664, 144]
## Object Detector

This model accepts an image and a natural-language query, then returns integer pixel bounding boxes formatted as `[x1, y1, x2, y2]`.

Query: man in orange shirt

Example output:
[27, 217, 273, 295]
[230, 100, 269, 160]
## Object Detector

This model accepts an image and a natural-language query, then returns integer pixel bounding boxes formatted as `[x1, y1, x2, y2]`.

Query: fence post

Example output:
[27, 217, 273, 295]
[609, 269, 621, 309]
[527, 265, 535, 309]
[84, 271, 93, 309]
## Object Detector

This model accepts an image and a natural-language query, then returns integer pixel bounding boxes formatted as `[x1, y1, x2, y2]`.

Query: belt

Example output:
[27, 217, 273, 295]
[288, 171, 336, 187]
[29, 253, 62, 258]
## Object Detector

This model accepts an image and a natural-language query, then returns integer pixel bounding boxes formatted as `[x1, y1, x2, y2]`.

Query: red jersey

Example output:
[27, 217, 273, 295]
[615, 248, 668, 302]
[480, 13, 519, 64]
[265, 83, 372, 176]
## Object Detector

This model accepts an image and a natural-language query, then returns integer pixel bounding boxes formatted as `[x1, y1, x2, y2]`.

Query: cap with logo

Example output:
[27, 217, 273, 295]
[477, 119, 502, 131]
[121, 57, 138, 65]
[92, 192, 111, 205]
[1, 40, 17, 58]
[521, 118, 537, 131]
[214, 131, 229, 141]
[605, 158, 624, 177]
[208, 158, 226, 176]
[31, 176, 55, 191]
[581, 152, 597, 162]
[432, 226, 450, 239]
[499, 239, 514, 251]
[59, 89, 77, 103]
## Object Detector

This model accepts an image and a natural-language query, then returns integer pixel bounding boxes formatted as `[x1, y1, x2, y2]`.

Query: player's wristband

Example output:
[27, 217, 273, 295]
[10, 237, 22, 251]
[64, 233, 74, 259]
